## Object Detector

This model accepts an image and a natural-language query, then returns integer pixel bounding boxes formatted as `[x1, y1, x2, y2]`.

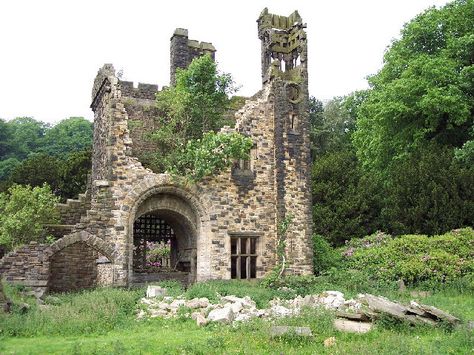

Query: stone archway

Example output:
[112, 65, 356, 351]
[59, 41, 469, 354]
[47, 231, 116, 293]
[127, 186, 203, 285]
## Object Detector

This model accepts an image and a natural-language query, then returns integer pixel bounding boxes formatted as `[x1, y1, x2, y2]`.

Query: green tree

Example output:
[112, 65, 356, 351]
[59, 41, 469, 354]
[39, 117, 93, 158]
[6, 154, 62, 193]
[0, 158, 20, 182]
[151, 54, 251, 180]
[59, 150, 91, 200]
[353, 0, 474, 175]
[0, 119, 14, 160]
[0, 184, 59, 252]
[6, 117, 48, 160]
[383, 144, 474, 235]
[312, 97, 353, 156]
[156, 54, 236, 140]
[312, 150, 382, 245]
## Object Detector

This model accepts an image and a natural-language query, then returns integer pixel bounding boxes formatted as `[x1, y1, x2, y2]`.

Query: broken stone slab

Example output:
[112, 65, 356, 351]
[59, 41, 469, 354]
[221, 295, 256, 309]
[146, 286, 167, 298]
[335, 310, 370, 322]
[270, 326, 313, 337]
[334, 319, 372, 334]
[169, 299, 186, 310]
[415, 303, 461, 325]
[230, 301, 243, 313]
[358, 294, 408, 319]
[235, 313, 253, 322]
[404, 314, 437, 326]
[407, 301, 430, 317]
[207, 306, 235, 324]
[343, 298, 362, 311]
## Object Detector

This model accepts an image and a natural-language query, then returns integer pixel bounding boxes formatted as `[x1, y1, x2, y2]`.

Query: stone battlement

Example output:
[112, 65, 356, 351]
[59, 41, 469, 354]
[170, 28, 216, 85]
[119, 81, 159, 101]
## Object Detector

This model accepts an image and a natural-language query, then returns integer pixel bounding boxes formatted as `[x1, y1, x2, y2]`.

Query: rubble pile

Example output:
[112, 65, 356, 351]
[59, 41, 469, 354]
[138, 286, 461, 332]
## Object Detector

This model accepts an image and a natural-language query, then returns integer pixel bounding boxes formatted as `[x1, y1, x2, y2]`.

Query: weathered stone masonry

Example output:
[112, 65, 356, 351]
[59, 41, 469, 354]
[0, 9, 313, 294]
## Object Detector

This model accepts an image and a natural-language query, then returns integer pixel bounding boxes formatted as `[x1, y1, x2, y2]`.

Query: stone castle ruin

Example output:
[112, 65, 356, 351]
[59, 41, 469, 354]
[0, 9, 313, 295]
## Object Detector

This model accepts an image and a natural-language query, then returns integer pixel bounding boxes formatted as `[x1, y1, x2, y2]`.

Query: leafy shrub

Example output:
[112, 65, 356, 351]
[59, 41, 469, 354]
[340, 228, 474, 287]
[312, 234, 341, 275]
[168, 131, 253, 182]
[0, 183, 59, 252]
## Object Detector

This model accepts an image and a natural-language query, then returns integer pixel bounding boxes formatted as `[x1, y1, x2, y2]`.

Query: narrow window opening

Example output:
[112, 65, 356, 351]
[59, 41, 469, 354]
[290, 113, 298, 131]
[294, 55, 301, 67]
[230, 236, 258, 279]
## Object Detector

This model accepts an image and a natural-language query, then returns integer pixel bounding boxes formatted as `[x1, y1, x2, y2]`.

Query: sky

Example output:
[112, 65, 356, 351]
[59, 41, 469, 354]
[0, 0, 449, 125]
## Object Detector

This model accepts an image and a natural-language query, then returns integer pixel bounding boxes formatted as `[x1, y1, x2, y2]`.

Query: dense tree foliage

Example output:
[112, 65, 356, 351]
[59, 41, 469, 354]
[312, 0, 473, 244]
[310, 94, 382, 245]
[353, 0, 473, 175]
[0, 117, 92, 200]
[151, 54, 251, 179]
[39, 117, 93, 158]
[0, 184, 59, 252]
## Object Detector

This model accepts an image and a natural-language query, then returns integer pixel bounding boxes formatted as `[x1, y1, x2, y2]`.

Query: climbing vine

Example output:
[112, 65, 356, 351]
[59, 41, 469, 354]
[262, 213, 293, 287]
[276, 213, 293, 277]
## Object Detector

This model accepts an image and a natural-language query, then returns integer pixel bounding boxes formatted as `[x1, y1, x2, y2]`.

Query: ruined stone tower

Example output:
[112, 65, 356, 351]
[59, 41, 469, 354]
[170, 28, 216, 85]
[0, 9, 313, 294]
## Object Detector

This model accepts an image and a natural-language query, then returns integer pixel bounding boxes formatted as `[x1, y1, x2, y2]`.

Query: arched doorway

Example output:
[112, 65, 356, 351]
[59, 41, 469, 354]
[130, 191, 199, 285]
[47, 232, 116, 293]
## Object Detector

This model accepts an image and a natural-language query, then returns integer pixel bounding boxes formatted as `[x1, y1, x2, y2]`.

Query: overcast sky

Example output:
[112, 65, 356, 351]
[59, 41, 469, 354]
[0, 0, 449, 124]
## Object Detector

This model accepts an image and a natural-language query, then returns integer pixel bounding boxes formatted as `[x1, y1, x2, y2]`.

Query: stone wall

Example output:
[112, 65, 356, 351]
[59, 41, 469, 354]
[119, 81, 158, 100]
[56, 193, 91, 226]
[49, 242, 103, 293]
[0, 242, 50, 296]
[120, 81, 161, 166]
[0, 232, 116, 295]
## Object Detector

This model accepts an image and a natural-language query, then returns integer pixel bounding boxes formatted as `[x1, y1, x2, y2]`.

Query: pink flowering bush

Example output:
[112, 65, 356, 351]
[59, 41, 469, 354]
[134, 240, 171, 271]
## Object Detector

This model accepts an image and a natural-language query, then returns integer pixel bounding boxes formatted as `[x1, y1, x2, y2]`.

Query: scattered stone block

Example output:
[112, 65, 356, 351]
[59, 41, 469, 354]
[207, 306, 235, 324]
[196, 313, 208, 327]
[270, 326, 313, 337]
[145, 285, 167, 298]
[270, 305, 293, 317]
[150, 309, 168, 318]
[314, 291, 345, 309]
[334, 319, 373, 333]
[187, 298, 207, 309]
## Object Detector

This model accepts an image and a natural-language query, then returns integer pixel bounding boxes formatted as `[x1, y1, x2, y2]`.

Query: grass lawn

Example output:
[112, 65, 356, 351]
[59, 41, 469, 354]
[0, 284, 473, 354]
